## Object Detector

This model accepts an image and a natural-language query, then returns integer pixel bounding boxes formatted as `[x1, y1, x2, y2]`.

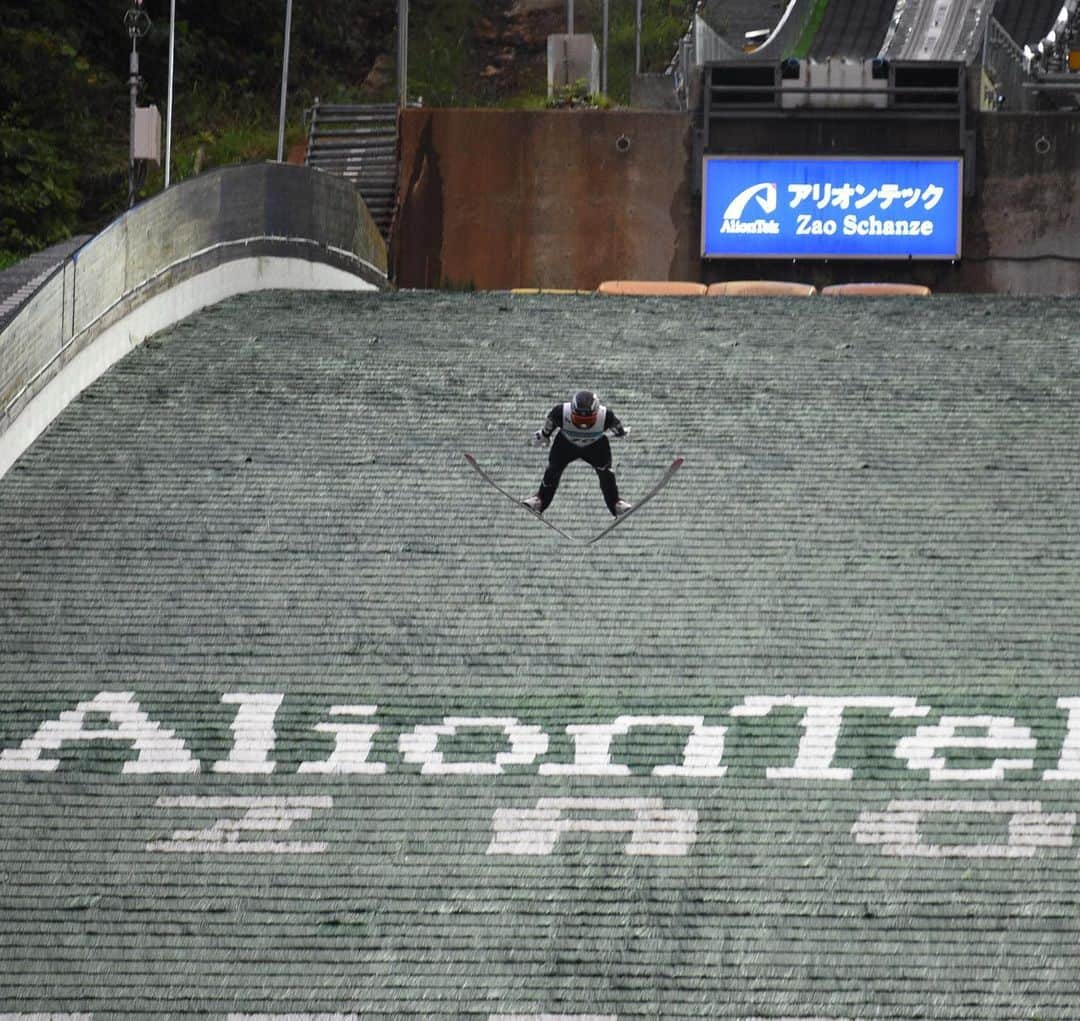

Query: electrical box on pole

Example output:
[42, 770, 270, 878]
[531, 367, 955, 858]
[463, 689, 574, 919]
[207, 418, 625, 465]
[134, 106, 162, 163]
[547, 34, 600, 99]
[124, 0, 151, 207]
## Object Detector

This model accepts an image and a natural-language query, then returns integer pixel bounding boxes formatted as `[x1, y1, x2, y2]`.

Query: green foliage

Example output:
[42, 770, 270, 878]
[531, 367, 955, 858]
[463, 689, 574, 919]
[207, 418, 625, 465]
[0, 124, 80, 253]
[141, 118, 307, 194]
[0, 0, 696, 263]
[402, 0, 481, 106]
[0, 0, 395, 256]
[487, 0, 693, 111]
[792, 0, 830, 58]
[547, 79, 602, 109]
[577, 0, 694, 104]
[0, 21, 124, 255]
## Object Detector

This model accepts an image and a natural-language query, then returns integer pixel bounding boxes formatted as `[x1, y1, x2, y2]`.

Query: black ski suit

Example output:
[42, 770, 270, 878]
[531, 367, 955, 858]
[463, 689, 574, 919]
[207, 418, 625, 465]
[534, 401, 626, 515]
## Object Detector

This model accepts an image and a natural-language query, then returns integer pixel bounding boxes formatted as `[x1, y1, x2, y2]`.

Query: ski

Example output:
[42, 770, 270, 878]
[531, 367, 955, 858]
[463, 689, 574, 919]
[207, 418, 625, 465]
[464, 453, 580, 541]
[587, 456, 684, 545]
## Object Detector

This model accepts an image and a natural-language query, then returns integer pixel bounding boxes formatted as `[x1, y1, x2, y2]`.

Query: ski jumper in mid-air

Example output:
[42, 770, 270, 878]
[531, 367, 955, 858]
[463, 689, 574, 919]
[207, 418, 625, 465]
[522, 390, 632, 517]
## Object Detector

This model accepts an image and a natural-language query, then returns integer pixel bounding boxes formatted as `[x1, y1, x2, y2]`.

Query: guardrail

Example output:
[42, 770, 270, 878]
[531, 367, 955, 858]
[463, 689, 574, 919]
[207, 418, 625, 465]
[0, 161, 388, 477]
[983, 16, 1034, 110]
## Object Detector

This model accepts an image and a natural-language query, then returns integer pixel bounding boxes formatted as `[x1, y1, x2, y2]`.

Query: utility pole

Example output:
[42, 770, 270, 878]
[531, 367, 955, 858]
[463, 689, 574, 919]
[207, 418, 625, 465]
[635, 0, 642, 75]
[601, 0, 609, 94]
[397, 0, 409, 108]
[124, 0, 151, 207]
[276, 0, 293, 162]
[165, 0, 175, 186]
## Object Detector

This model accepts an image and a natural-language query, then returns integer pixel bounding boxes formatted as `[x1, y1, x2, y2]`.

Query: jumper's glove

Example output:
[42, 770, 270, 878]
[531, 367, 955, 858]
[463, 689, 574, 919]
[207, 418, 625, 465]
[607, 425, 630, 439]
[531, 430, 550, 448]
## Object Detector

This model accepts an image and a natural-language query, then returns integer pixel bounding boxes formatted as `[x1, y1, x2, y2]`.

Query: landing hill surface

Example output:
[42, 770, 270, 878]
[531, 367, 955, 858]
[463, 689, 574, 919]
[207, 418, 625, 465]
[1, 290, 1079, 1019]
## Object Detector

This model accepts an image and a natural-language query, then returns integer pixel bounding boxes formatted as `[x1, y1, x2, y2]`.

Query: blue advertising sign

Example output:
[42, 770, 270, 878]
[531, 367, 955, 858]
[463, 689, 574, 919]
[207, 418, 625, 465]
[702, 156, 963, 259]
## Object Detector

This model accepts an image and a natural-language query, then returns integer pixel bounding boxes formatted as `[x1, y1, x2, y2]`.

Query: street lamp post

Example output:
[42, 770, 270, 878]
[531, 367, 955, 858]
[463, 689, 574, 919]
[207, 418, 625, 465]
[636, 0, 642, 75]
[165, 0, 175, 186]
[276, 0, 293, 162]
[600, 0, 609, 93]
[123, 0, 151, 207]
[397, 0, 409, 108]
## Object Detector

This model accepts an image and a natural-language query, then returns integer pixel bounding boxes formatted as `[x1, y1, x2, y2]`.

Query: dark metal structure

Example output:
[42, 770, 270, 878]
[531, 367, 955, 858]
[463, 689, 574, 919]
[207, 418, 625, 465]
[993, 0, 1068, 46]
[804, 0, 898, 59]
[701, 59, 972, 192]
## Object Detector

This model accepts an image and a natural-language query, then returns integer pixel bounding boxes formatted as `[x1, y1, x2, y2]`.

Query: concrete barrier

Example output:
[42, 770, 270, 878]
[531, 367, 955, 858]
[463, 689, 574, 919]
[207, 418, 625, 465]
[707, 281, 818, 296]
[0, 162, 388, 478]
[598, 281, 707, 296]
[822, 283, 932, 296]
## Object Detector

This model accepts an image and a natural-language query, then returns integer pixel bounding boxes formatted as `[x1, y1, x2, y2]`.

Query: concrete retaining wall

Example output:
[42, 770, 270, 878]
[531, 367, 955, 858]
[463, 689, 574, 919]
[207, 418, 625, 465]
[0, 162, 388, 477]
[392, 108, 1080, 295]
[959, 113, 1080, 294]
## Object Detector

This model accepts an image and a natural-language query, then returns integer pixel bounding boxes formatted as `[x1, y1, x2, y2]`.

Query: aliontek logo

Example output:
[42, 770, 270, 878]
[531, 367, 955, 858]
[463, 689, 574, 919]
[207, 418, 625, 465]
[720, 181, 780, 234]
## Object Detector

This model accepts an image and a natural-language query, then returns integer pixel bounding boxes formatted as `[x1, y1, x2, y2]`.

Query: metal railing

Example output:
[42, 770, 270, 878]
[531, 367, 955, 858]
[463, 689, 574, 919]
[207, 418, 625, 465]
[666, 12, 741, 110]
[982, 15, 1033, 110]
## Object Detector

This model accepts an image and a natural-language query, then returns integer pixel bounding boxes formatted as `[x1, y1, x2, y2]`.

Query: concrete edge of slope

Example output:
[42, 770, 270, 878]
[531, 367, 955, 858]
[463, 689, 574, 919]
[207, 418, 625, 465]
[0, 161, 389, 481]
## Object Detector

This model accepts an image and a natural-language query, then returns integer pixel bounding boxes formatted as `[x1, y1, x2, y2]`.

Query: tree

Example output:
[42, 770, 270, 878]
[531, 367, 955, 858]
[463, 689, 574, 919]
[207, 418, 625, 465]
[0, 20, 125, 257]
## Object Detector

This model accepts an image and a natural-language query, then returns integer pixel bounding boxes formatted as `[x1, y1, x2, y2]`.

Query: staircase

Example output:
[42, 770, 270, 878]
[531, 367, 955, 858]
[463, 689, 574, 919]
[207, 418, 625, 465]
[305, 102, 399, 239]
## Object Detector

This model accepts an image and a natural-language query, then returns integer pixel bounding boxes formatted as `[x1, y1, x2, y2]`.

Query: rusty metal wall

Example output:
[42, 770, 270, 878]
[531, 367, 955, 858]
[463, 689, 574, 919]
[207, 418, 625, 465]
[393, 109, 698, 290]
[392, 108, 1080, 295]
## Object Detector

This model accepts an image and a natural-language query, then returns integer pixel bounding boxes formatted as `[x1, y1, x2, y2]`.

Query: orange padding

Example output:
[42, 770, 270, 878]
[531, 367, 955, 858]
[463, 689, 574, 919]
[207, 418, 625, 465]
[822, 283, 931, 297]
[597, 280, 708, 296]
[707, 280, 817, 297]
